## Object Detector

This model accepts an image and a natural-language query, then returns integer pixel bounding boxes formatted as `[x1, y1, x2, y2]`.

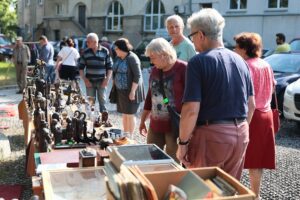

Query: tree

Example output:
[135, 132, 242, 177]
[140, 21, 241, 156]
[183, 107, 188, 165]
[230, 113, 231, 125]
[0, 0, 17, 39]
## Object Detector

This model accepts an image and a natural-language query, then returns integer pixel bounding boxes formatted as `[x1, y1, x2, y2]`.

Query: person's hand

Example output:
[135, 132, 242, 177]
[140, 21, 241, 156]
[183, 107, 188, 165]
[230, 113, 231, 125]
[84, 79, 92, 88]
[129, 90, 136, 101]
[139, 122, 148, 137]
[101, 78, 109, 88]
[176, 145, 191, 167]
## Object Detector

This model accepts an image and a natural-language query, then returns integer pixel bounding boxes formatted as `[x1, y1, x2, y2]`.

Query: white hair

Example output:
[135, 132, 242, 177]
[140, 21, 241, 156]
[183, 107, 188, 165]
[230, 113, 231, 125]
[87, 33, 99, 43]
[165, 14, 184, 29]
[187, 8, 225, 41]
[145, 38, 177, 62]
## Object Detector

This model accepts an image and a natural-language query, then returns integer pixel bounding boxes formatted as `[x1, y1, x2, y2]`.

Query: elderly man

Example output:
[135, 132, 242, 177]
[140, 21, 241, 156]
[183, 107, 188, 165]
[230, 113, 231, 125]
[38, 35, 55, 83]
[79, 33, 113, 114]
[12, 36, 31, 94]
[165, 14, 196, 62]
[176, 8, 255, 181]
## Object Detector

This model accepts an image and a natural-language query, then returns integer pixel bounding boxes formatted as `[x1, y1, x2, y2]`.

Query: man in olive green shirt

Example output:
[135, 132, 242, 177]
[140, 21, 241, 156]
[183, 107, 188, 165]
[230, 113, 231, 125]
[274, 33, 291, 53]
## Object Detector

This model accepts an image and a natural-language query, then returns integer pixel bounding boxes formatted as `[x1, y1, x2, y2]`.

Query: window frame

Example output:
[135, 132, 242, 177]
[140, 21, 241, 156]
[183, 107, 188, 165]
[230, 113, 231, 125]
[105, 1, 124, 32]
[267, 0, 289, 9]
[143, 0, 166, 32]
[55, 4, 61, 15]
[228, 0, 247, 10]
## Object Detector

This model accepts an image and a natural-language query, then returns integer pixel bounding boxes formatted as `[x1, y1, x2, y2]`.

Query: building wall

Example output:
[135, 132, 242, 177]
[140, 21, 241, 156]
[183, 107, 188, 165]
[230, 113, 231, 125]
[190, 0, 300, 49]
[17, 0, 300, 49]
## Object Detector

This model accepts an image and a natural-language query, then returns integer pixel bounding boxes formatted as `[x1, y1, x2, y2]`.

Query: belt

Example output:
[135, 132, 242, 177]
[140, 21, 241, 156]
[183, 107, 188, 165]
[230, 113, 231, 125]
[17, 62, 23, 64]
[197, 118, 246, 126]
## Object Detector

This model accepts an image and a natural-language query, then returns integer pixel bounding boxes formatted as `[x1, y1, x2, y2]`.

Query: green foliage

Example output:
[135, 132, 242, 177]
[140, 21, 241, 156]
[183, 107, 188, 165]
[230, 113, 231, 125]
[0, 0, 17, 39]
[0, 61, 16, 86]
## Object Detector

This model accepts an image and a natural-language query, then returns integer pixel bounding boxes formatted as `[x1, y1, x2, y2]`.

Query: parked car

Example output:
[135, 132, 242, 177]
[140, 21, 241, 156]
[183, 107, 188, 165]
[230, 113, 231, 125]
[290, 38, 300, 51]
[49, 41, 60, 61]
[73, 36, 87, 55]
[133, 39, 152, 69]
[0, 34, 13, 61]
[264, 52, 300, 111]
[283, 78, 300, 127]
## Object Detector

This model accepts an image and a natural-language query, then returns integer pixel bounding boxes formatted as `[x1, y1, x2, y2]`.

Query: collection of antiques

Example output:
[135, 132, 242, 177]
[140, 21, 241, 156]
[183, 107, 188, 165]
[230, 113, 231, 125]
[25, 59, 127, 153]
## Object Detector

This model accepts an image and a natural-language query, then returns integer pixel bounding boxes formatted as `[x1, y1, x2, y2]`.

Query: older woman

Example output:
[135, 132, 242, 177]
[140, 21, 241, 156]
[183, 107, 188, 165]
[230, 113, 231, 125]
[234, 32, 276, 200]
[112, 38, 145, 137]
[139, 38, 187, 161]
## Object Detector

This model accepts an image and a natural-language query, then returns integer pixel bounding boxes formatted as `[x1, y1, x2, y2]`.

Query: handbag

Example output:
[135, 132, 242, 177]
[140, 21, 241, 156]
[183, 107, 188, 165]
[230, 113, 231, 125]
[272, 92, 281, 134]
[109, 61, 121, 104]
[159, 70, 180, 138]
[109, 84, 117, 104]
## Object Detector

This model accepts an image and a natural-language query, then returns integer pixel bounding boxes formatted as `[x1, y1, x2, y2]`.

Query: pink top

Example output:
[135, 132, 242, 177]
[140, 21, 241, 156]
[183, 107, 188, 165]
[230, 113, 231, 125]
[247, 58, 275, 112]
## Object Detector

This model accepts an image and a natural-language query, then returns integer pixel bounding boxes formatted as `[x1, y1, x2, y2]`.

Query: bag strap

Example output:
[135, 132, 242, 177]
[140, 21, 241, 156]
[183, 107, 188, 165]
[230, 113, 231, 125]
[158, 70, 169, 105]
[113, 58, 122, 78]
[61, 48, 73, 64]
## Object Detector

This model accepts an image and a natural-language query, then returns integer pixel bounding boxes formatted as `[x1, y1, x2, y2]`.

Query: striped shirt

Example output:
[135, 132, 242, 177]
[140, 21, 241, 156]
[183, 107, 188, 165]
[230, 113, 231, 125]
[79, 46, 112, 80]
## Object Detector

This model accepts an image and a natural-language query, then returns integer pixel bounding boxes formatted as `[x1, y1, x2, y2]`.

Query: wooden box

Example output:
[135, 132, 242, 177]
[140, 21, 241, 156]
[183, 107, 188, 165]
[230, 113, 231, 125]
[144, 167, 256, 200]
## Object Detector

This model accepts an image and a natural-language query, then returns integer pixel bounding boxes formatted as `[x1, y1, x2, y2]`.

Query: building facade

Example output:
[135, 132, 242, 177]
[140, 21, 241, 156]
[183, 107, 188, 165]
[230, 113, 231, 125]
[17, 0, 300, 49]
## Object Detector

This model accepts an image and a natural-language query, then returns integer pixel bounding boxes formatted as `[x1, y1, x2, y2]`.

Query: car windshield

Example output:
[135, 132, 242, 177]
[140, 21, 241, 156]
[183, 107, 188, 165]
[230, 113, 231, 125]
[264, 54, 300, 73]
[0, 36, 11, 45]
[290, 39, 300, 51]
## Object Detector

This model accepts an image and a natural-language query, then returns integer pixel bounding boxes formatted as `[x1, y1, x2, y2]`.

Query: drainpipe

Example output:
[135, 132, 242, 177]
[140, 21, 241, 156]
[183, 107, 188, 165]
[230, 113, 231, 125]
[189, 0, 192, 15]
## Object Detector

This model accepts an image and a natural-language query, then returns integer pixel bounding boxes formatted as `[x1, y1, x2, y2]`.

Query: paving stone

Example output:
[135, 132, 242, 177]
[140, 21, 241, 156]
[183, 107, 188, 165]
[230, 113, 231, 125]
[0, 132, 11, 159]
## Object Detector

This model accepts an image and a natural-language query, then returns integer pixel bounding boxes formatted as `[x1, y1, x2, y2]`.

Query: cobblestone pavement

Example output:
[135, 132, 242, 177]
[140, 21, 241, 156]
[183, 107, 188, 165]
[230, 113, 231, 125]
[1, 71, 300, 199]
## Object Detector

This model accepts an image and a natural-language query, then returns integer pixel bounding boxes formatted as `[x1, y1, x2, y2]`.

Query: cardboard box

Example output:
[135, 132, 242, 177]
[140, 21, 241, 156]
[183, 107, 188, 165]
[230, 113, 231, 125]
[144, 167, 255, 200]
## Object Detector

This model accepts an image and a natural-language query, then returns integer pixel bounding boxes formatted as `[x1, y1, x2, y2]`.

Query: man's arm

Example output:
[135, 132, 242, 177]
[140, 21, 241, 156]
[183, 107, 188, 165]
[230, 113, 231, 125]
[101, 69, 112, 87]
[178, 102, 200, 142]
[176, 101, 200, 167]
[247, 95, 256, 124]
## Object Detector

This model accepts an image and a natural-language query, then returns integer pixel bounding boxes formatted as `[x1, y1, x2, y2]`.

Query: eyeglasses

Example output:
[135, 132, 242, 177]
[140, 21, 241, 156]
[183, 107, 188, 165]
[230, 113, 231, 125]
[188, 30, 205, 41]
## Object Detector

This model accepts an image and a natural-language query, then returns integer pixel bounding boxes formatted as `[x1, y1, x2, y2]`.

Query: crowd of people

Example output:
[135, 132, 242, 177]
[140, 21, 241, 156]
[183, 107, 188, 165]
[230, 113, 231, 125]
[11, 8, 287, 200]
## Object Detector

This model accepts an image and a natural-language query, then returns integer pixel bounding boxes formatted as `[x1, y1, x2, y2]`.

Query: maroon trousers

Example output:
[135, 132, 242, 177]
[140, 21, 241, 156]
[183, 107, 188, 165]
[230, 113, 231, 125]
[187, 122, 249, 180]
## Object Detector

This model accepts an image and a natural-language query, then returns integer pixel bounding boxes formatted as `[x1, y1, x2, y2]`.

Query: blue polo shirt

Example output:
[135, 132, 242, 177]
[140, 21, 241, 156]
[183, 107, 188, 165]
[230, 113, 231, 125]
[183, 47, 253, 122]
[38, 43, 54, 65]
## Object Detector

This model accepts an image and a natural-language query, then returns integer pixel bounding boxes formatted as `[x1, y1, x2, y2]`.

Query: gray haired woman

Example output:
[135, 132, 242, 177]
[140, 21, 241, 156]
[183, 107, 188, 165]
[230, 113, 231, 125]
[139, 38, 187, 161]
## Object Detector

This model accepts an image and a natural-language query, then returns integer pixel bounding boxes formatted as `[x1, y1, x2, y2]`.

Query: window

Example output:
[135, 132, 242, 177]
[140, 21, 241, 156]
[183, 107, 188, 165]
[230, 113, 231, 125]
[25, 0, 30, 6]
[144, 0, 165, 31]
[106, 1, 124, 31]
[38, 0, 43, 5]
[268, 0, 288, 8]
[200, 3, 212, 9]
[55, 4, 61, 15]
[229, 0, 247, 10]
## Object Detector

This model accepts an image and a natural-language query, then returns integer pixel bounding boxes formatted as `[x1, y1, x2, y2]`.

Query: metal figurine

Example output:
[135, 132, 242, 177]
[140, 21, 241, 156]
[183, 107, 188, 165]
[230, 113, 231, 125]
[39, 120, 52, 152]
[50, 113, 63, 145]
[72, 111, 82, 143]
[65, 117, 75, 144]
[33, 92, 46, 142]
[53, 93, 66, 113]
[50, 118, 62, 145]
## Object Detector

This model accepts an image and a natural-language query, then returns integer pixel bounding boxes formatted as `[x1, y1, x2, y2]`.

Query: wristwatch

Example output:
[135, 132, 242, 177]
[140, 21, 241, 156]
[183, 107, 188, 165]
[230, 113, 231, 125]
[177, 137, 189, 145]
